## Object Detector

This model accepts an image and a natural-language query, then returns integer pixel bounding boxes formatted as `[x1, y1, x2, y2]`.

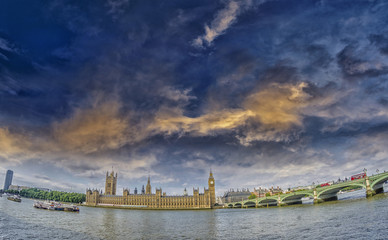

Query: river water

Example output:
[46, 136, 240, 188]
[1, 186, 387, 240]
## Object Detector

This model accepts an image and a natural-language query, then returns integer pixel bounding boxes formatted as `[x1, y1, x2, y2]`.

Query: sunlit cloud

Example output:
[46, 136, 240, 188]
[244, 82, 310, 127]
[0, 128, 32, 164]
[53, 100, 129, 153]
[192, 0, 261, 48]
[150, 82, 311, 145]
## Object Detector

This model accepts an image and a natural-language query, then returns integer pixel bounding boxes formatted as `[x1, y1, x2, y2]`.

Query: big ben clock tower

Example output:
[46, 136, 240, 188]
[208, 170, 215, 207]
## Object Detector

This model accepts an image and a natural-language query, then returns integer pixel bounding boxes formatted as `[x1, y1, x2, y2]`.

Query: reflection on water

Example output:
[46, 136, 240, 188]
[1, 185, 387, 239]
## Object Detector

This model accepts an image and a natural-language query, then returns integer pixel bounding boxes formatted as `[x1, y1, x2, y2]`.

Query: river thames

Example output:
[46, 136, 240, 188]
[1, 186, 387, 240]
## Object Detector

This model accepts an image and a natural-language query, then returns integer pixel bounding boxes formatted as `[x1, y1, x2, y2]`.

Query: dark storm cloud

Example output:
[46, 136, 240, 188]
[259, 64, 299, 85]
[303, 44, 333, 74]
[337, 44, 388, 78]
[369, 34, 388, 55]
[1, 0, 388, 193]
[378, 97, 388, 107]
[0, 35, 37, 99]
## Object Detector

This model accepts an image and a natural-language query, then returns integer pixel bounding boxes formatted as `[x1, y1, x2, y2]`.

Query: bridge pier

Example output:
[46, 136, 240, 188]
[365, 175, 374, 198]
[277, 194, 286, 207]
[313, 188, 323, 204]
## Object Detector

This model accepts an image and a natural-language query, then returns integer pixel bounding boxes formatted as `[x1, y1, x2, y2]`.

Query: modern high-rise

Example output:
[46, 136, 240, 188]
[3, 170, 13, 191]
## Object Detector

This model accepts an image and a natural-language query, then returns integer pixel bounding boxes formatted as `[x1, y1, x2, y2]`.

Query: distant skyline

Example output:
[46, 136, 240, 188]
[1, 0, 388, 195]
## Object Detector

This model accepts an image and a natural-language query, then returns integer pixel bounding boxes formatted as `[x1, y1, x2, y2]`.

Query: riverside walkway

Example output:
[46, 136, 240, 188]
[225, 171, 388, 208]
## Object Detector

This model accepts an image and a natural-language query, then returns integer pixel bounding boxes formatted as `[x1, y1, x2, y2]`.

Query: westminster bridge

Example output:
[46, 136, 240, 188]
[225, 171, 388, 208]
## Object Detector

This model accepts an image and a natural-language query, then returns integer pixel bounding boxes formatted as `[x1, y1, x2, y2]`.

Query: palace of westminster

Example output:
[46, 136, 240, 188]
[86, 170, 216, 209]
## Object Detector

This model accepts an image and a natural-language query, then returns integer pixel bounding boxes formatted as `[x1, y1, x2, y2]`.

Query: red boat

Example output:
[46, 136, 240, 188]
[351, 173, 366, 181]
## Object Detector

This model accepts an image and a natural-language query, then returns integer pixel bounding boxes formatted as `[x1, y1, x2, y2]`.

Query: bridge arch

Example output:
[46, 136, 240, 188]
[280, 192, 314, 204]
[370, 175, 388, 189]
[257, 198, 277, 207]
[243, 201, 256, 207]
[234, 203, 242, 208]
[227, 203, 234, 208]
[317, 183, 365, 199]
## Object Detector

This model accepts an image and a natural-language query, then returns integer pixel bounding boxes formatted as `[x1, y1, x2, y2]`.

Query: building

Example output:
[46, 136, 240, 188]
[104, 171, 117, 195]
[86, 170, 216, 209]
[8, 185, 50, 192]
[9, 185, 30, 191]
[3, 170, 13, 191]
[252, 186, 284, 197]
[221, 188, 251, 203]
[253, 187, 268, 198]
[290, 185, 313, 192]
[35, 187, 51, 192]
[269, 186, 283, 196]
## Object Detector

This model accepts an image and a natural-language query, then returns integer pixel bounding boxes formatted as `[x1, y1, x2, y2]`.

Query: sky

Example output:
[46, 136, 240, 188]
[1, 0, 388, 196]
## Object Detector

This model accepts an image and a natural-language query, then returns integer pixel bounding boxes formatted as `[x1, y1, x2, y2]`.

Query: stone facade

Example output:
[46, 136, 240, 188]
[221, 189, 251, 203]
[253, 186, 283, 197]
[9, 185, 30, 191]
[86, 170, 216, 209]
[104, 171, 117, 195]
[253, 187, 267, 198]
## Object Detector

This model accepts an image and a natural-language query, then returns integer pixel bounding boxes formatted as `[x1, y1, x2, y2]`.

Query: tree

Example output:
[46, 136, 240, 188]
[5, 189, 20, 194]
[17, 188, 85, 203]
[248, 193, 257, 200]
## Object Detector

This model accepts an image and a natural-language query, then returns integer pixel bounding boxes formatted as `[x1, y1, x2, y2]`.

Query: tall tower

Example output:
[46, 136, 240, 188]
[3, 170, 13, 191]
[208, 170, 215, 207]
[146, 176, 151, 194]
[104, 171, 117, 195]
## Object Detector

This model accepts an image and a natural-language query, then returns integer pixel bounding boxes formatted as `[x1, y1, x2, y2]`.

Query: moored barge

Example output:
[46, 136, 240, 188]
[7, 195, 21, 202]
[33, 201, 79, 212]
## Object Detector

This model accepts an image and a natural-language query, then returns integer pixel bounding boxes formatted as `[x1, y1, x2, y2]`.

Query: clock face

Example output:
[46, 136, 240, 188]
[210, 181, 214, 185]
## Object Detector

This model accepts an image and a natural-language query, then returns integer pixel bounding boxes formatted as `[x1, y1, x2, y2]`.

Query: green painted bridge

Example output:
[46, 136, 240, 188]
[225, 171, 388, 208]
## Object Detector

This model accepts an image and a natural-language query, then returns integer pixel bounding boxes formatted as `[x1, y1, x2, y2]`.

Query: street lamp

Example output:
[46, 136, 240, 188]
[376, 169, 379, 174]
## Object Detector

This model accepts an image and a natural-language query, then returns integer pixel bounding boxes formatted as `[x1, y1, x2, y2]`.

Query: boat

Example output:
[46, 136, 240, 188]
[7, 195, 21, 202]
[33, 201, 79, 212]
